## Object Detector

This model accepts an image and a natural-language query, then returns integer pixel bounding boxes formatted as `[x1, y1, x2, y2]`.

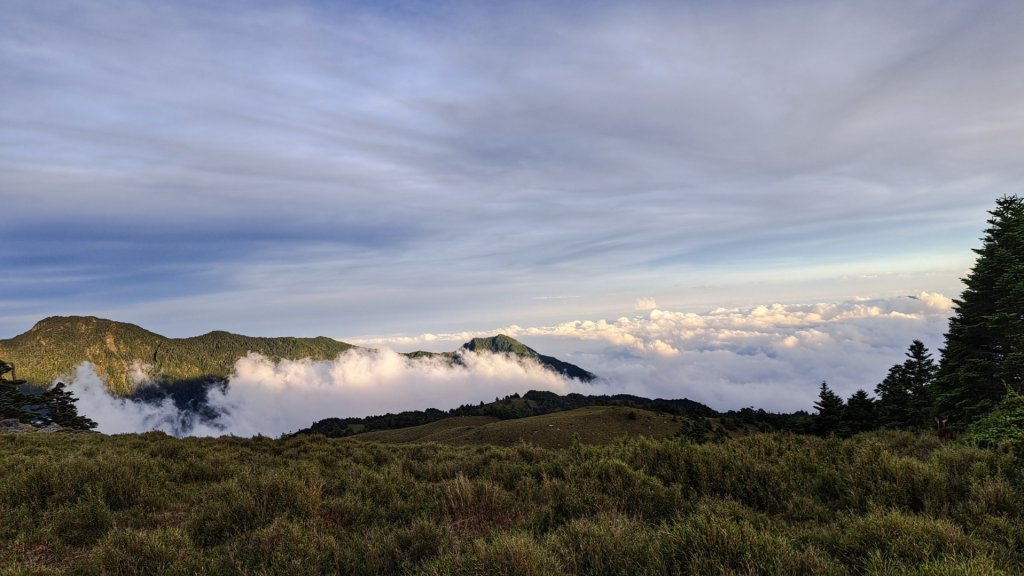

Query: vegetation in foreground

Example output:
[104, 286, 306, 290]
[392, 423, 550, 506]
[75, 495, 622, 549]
[1, 429, 1023, 575]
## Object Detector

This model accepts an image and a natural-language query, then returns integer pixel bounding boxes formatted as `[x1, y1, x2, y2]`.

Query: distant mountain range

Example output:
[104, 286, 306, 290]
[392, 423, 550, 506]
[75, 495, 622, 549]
[0, 316, 595, 394]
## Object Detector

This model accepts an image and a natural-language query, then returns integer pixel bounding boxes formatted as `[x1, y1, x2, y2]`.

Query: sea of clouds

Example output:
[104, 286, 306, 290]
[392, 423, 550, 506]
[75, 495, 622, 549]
[62, 292, 955, 437]
[66, 348, 577, 437]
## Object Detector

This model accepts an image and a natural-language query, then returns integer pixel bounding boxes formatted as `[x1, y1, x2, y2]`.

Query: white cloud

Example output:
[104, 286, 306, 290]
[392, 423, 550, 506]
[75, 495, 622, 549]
[358, 292, 956, 413]
[66, 363, 223, 436]
[62, 292, 955, 435]
[0, 0, 1011, 338]
[634, 297, 658, 311]
[65, 349, 577, 437]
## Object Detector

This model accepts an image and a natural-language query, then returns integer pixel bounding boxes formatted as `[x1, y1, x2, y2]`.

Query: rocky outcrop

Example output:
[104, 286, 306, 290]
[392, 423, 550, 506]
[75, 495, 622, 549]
[0, 418, 69, 433]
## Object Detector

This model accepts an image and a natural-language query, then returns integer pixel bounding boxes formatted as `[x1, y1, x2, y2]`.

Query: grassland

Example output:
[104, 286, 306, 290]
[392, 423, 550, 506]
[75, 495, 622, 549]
[1, 429, 1022, 575]
[354, 406, 690, 448]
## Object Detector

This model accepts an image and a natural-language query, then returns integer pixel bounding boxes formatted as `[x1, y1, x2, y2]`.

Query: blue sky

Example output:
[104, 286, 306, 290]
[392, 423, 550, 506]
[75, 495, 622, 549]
[2, 0, 1022, 415]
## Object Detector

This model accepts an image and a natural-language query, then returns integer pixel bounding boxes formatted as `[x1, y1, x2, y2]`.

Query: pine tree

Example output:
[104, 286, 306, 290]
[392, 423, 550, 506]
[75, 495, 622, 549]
[813, 381, 845, 435]
[934, 195, 1024, 422]
[875, 340, 936, 428]
[0, 359, 32, 422]
[843, 390, 876, 436]
[42, 383, 97, 430]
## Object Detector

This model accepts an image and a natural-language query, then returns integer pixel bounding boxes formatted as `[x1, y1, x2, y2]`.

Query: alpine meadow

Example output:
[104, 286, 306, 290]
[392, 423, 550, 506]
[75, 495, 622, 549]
[4, 1, 1024, 574]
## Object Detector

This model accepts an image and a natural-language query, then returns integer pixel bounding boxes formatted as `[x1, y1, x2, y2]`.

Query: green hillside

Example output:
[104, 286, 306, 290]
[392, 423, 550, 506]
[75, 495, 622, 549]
[0, 316, 354, 395]
[0, 319, 597, 397]
[353, 406, 689, 448]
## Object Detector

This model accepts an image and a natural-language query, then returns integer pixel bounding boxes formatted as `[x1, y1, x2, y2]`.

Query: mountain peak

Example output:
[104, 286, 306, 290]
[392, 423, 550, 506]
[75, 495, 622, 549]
[461, 334, 538, 357]
[461, 334, 595, 382]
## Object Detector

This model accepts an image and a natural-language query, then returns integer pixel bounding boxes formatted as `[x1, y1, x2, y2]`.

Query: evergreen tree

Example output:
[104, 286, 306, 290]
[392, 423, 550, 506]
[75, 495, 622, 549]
[843, 389, 876, 436]
[934, 195, 1024, 422]
[0, 359, 32, 422]
[875, 340, 936, 428]
[41, 382, 97, 430]
[813, 381, 845, 435]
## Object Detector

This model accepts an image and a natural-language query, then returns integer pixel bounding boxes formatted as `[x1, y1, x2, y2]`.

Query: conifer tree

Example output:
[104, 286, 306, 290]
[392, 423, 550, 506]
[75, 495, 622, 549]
[42, 383, 97, 430]
[0, 359, 32, 422]
[813, 381, 845, 435]
[875, 340, 936, 428]
[843, 389, 876, 436]
[933, 195, 1024, 422]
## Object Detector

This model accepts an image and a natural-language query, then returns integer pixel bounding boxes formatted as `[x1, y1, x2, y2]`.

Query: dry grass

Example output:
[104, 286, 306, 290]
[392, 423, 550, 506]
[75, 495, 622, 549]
[354, 406, 682, 448]
[0, 428, 1021, 574]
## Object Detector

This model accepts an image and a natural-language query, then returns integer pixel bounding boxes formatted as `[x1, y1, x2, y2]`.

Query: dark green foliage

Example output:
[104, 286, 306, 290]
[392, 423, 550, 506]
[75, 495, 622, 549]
[876, 340, 937, 429]
[934, 195, 1024, 423]
[1, 430, 1022, 574]
[812, 381, 845, 435]
[719, 407, 814, 435]
[0, 358, 31, 422]
[42, 382, 97, 430]
[843, 390, 876, 436]
[0, 360, 96, 429]
[962, 390, 1024, 448]
[294, 389, 716, 438]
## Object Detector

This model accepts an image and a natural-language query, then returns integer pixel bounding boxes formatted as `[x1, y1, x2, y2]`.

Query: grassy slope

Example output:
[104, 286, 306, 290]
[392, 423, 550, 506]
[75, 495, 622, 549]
[0, 316, 353, 394]
[354, 406, 685, 448]
[1, 430, 1021, 575]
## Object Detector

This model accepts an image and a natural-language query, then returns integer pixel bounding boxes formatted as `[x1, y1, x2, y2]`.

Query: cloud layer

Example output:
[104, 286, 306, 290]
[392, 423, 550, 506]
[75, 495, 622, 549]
[68, 348, 577, 437]
[356, 292, 956, 413]
[61, 292, 956, 437]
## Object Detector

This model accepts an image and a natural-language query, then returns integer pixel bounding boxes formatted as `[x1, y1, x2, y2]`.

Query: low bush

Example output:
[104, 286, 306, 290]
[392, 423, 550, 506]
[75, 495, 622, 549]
[0, 429, 1021, 574]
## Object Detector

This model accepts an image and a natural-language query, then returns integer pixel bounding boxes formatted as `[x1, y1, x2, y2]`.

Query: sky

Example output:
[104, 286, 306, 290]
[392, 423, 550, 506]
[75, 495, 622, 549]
[3, 0, 1023, 426]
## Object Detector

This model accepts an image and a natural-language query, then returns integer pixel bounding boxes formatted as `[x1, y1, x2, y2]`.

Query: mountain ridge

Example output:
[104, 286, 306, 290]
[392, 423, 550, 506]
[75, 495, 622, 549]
[0, 316, 596, 394]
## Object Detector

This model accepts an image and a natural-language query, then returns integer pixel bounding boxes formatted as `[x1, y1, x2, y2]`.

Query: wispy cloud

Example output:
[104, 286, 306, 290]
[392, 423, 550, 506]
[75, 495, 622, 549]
[0, 0, 1015, 336]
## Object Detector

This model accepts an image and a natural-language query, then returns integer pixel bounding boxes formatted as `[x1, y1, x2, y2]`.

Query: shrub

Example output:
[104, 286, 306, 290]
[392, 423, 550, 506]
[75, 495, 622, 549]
[423, 532, 564, 576]
[549, 512, 664, 575]
[89, 527, 202, 575]
[47, 490, 112, 546]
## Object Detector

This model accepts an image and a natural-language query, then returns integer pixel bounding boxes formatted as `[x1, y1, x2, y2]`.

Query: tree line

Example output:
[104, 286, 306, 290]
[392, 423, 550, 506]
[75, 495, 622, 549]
[812, 195, 1024, 442]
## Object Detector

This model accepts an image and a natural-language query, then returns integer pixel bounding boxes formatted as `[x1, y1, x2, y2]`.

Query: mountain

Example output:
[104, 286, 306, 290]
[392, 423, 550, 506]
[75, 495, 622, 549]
[0, 316, 354, 394]
[462, 334, 597, 382]
[0, 317, 596, 395]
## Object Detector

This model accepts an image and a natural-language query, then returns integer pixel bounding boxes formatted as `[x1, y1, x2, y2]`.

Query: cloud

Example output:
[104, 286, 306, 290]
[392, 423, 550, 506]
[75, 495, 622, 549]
[359, 292, 957, 413]
[634, 297, 658, 311]
[65, 348, 578, 437]
[0, 0, 1014, 337]
[61, 292, 956, 435]
[67, 363, 223, 436]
